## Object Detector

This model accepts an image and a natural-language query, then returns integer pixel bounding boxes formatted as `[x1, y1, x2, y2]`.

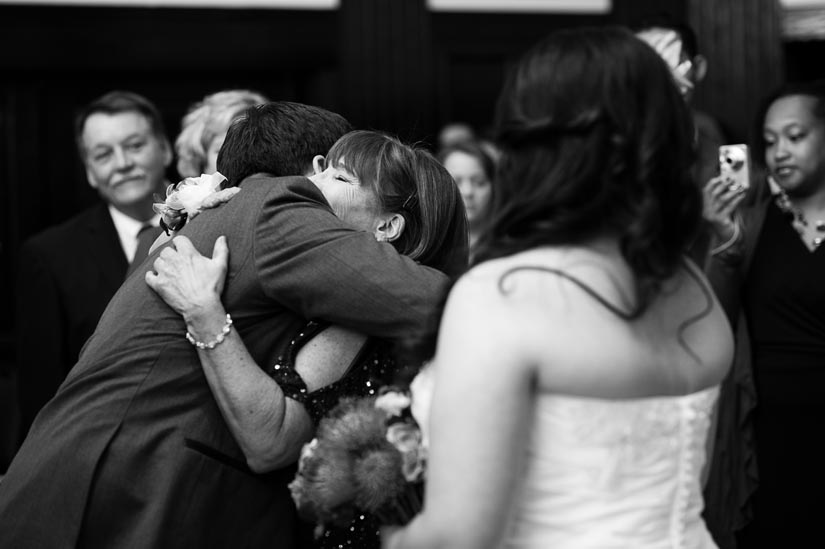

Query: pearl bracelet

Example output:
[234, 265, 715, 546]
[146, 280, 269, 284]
[186, 313, 233, 350]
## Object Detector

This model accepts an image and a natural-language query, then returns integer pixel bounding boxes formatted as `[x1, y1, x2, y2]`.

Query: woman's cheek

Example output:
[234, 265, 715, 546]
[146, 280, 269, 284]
[332, 187, 360, 219]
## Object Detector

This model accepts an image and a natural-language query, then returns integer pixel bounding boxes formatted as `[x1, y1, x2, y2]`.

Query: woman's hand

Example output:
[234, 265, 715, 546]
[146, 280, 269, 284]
[145, 235, 229, 324]
[703, 175, 747, 241]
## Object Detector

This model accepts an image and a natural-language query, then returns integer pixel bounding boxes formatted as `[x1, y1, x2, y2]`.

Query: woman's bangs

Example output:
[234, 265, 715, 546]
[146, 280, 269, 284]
[328, 133, 383, 189]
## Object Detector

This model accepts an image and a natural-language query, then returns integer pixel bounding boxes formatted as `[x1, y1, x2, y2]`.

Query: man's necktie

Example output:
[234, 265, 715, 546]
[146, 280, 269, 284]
[127, 224, 161, 278]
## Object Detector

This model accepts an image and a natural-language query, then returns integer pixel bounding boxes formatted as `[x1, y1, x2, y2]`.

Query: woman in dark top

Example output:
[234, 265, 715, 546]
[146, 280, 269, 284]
[703, 80, 825, 548]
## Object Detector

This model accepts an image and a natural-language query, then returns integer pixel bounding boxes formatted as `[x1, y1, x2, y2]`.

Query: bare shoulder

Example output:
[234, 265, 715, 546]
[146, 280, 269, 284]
[436, 256, 549, 374]
[444, 249, 733, 397]
[440, 260, 518, 340]
[659, 259, 734, 388]
[446, 250, 578, 319]
[431, 265, 541, 399]
[438, 248, 609, 368]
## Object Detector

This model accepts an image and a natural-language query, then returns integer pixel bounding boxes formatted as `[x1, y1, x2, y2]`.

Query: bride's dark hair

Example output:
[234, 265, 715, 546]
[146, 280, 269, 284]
[477, 26, 701, 314]
[403, 26, 703, 365]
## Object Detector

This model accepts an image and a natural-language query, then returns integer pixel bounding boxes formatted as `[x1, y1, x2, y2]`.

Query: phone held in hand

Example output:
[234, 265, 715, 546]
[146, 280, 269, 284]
[719, 144, 750, 190]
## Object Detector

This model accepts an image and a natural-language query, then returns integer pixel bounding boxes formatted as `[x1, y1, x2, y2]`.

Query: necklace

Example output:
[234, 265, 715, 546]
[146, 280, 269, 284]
[774, 190, 825, 249]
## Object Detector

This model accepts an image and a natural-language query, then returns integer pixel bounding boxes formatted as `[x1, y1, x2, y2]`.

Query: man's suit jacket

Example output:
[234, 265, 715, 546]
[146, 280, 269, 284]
[0, 175, 448, 549]
[15, 202, 128, 438]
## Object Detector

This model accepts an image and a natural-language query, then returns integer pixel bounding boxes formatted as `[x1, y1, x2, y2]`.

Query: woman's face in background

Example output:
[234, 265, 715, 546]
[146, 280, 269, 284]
[763, 94, 825, 198]
[443, 150, 492, 226]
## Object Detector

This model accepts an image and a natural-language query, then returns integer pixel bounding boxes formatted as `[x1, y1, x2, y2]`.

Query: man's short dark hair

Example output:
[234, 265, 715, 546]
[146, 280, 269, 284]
[217, 101, 353, 184]
[74, 90, 168, 159]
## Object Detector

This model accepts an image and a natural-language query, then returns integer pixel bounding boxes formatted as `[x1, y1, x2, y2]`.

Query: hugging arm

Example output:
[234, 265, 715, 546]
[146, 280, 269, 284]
[147, 236, 369, 472]
[147, 176, 448, 472]
[255, 177, 448, 338]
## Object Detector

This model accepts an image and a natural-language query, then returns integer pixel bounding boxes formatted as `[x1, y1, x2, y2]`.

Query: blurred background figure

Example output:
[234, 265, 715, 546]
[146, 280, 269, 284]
[15, 90, 171, 441]
[703, 80, 825, 549]
[635, 17, 727, 189]
[436, 121, 476, 152]
[439, 140, 496, 254]
[174, 89, 268, 178]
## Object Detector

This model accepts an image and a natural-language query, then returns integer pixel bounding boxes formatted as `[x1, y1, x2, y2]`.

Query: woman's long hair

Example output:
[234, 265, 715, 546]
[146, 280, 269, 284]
[478, 26, 701, 314]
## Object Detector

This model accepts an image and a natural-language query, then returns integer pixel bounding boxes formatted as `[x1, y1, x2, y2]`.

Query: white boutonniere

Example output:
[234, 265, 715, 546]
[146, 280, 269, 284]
[153, 172, 227, 234]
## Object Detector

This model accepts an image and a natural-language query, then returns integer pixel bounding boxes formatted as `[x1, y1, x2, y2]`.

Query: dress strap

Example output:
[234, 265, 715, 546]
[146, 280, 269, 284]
[499, 261, 714, 364]
[498, 265, 637, 319]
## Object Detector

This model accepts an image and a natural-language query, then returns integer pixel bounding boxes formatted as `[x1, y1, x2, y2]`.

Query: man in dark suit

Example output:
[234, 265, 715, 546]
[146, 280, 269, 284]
[14, 91, 170, 438]
[0, 102, 448, 548]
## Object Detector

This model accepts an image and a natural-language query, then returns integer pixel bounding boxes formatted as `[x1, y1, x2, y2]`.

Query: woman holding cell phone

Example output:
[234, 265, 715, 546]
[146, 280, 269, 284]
[703, 80, 825, 549]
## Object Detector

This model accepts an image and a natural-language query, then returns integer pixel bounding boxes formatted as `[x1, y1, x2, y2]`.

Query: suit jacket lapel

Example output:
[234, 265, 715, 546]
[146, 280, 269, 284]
[86, 202, 129, 287]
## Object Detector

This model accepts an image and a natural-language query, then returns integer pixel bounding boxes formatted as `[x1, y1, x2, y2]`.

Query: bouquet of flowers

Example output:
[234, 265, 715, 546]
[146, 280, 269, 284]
[288, 387, 427, 535]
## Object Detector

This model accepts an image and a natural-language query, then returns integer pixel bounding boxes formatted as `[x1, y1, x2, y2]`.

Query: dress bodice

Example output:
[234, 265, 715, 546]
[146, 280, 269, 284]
[504, 387, 720, 549]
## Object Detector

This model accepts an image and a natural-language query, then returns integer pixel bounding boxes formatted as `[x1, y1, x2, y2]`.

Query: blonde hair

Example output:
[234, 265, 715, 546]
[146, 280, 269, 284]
[175, 89, 268, 177]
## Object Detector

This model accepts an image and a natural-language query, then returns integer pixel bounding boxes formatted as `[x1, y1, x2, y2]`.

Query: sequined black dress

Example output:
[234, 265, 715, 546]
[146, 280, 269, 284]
[269, 320, 402, 549]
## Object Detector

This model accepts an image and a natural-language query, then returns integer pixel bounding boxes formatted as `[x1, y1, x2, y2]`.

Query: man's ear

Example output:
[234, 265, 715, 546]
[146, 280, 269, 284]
[311, 155, 326, 175]
[375, 213, 405, 243]
[692, 54, 707, 84]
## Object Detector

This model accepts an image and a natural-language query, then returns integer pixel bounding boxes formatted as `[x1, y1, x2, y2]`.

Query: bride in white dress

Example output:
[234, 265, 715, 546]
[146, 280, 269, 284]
[384, 26, 733, 549]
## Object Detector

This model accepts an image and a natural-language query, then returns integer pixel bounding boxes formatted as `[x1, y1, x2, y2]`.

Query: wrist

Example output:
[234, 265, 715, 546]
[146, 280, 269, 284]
[183, 299, 228, 338]
[186, 313, 233, 351]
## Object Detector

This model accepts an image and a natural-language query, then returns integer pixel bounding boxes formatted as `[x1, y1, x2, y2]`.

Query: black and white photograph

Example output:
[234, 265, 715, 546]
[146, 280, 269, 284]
[0, 0, 823, 547]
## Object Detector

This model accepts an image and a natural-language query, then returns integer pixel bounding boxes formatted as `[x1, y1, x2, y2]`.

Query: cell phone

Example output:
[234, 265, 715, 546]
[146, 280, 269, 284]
[718, 144, 750, 190]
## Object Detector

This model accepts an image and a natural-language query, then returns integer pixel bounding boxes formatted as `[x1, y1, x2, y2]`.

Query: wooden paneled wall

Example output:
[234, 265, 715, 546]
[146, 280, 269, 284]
[688, 0, 786, 142]
[339, 0, 438, 138]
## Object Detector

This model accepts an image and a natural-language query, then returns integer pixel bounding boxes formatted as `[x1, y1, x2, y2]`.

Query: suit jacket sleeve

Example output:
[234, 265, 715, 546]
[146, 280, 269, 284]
[15, 241, 68, 433]
[253, 176, 449, 339]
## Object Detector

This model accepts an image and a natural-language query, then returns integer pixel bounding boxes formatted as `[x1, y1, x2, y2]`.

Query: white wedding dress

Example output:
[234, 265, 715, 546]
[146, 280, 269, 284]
[412, 369, 720, 548]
